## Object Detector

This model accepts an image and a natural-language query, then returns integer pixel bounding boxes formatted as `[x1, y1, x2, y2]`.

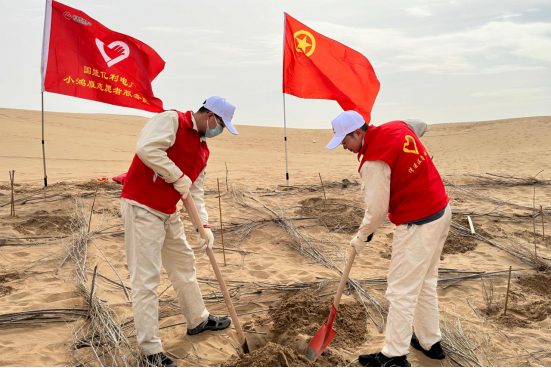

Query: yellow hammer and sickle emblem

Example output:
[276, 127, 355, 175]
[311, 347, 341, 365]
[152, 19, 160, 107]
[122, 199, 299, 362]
[403, 135, 419, 154]
[293, 30, 316, 57]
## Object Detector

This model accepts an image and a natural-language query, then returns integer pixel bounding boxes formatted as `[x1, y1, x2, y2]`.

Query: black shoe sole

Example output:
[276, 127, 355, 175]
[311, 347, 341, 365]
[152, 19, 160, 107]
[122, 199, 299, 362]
[145, 354, 177, 367]
[359, 360, 412, 367]
[358, 354, 411, 367]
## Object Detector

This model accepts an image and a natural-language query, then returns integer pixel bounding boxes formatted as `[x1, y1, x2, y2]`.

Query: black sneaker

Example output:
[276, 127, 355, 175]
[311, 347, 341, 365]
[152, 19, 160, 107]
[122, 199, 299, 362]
[145, 352, 177, 367]
[410, 334, 446, 360]
[187, 314, 231, 336]
[358, 352, 411, 367]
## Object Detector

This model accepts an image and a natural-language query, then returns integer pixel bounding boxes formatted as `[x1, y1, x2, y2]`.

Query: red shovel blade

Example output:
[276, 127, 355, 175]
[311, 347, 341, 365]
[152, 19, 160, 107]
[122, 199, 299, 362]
[305, 305, 337, 361]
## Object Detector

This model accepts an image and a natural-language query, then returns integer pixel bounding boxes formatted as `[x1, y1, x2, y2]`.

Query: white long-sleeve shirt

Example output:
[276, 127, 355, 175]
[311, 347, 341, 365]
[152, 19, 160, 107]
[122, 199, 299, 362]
[135, 111, 209, 225]
[356, 119, 427, 240]
[357, 160, 391, 240]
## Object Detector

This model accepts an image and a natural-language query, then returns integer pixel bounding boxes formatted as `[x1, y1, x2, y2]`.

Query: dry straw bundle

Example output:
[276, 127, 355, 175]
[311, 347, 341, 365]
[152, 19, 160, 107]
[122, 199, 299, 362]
[61, 197, 143, 367]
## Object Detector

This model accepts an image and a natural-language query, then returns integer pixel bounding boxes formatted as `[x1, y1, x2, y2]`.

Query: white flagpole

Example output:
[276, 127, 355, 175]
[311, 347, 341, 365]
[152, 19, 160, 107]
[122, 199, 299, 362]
[283, 93, 289, 187]
[282, 13, 289, 187]
[41, 92, 47, 187]
[41, 0, 52, 187]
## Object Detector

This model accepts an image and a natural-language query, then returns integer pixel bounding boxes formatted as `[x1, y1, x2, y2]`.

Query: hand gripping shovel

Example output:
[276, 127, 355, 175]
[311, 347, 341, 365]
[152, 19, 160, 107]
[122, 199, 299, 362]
[183, 197, 250, 354]
[306, 247, 357, 361]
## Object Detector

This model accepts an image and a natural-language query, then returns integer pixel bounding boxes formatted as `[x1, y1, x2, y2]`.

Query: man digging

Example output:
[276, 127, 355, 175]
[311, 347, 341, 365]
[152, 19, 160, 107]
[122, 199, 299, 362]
[120, 97, 238, 367]
[326, 111, 451, 367]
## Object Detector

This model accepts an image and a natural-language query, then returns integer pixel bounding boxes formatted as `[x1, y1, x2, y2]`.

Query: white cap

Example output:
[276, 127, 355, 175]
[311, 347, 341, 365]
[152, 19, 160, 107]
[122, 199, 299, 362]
[325, 111, 365, 149]
[204, 96, 238, 135]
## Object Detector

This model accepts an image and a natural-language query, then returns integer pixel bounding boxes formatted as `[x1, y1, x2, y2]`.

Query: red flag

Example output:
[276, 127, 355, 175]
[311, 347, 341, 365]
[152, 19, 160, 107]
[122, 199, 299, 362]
[41, 0, 165, 113]
[283, 13, 380, 123]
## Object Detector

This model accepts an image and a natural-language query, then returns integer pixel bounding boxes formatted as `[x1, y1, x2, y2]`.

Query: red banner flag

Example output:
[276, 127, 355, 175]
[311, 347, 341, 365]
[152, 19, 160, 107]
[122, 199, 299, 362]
[41, 0, 165, 112]
[283, 13, 380, 123]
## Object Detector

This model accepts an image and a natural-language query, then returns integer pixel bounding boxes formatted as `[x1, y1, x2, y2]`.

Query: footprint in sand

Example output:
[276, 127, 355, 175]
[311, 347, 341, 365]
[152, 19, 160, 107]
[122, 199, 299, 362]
[479, 253, 495, 261]
[0, 346, 17, 356]
[251, 264, 267, 271]
[282, 268, 301, 276]
[30, 353, 57, 367]
[274, 273, 292, 282]
[318, 272, 335, 279]
[11, 251, 30, 258]
[248, 270, 270, 279]
[41, 277, 60, 283]
[6, 291, 30, 302]
[42, 291, 76, 303]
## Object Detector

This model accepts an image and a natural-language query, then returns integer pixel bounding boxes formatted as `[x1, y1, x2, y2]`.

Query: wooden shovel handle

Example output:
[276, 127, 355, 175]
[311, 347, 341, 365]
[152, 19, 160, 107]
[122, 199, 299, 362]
[333, 248, 356, 307]
[183, 197, 247, 346]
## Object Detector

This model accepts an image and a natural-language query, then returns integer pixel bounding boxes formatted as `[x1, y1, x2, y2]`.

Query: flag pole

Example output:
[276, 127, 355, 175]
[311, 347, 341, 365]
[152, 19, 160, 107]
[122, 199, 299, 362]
[41, 0, 51, 187]
[282, 13, 289, 187]
[42, 92, 48, 187]
[283, 93, 289, 187]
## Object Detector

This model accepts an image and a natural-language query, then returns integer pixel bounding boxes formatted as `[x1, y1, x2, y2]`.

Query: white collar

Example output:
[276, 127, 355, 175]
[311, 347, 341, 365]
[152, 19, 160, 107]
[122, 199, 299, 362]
[191, 113, 206, 142]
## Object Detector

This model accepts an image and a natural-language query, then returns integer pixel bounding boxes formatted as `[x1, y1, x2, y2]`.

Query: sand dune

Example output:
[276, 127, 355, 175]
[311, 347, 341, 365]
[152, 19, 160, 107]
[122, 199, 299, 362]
[1, 108, 550, 186]
[1, 109, 550, 367]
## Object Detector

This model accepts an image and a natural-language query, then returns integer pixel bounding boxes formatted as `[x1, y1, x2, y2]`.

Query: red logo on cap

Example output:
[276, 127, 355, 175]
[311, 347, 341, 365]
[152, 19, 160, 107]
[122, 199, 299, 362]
[63, 11, 71, 19]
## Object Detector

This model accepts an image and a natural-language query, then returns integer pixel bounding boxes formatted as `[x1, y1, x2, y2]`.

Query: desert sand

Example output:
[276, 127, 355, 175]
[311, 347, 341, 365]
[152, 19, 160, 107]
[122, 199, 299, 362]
[0, 108, 550, 367]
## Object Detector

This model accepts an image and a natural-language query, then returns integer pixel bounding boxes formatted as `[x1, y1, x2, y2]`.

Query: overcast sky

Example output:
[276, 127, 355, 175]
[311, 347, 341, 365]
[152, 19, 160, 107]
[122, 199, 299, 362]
[1, 0, 550, 128]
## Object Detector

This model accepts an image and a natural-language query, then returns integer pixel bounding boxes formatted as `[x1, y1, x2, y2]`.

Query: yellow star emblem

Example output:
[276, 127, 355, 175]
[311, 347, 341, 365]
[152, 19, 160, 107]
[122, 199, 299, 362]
[293, 30, 316, 57]
[296, 36, 311, 53]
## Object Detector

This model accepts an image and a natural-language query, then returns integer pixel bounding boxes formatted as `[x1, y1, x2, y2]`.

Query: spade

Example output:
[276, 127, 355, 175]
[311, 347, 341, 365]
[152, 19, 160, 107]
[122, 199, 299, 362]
[306, 247, 357, 361]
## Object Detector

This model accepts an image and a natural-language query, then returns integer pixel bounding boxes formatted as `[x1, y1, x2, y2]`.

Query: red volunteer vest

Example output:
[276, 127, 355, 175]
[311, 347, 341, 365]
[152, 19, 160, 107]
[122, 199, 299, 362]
[358, 121, 448, 225]
[121, 110, 210, 214]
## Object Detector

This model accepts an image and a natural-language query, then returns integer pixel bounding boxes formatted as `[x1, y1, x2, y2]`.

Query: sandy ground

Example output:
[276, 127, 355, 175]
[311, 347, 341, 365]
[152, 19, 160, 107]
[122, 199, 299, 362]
[0, 108, 550, 367]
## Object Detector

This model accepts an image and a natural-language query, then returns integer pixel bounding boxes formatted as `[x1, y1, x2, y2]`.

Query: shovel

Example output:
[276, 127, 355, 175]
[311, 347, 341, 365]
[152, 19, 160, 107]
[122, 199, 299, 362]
[183, 197, 250, 354]
[306, 247, 357, 361]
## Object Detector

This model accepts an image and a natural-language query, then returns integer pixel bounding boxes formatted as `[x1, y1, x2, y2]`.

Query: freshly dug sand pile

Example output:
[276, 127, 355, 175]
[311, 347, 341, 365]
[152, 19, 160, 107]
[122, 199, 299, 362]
[0, 272, 20, 297]
[220, 342, 347, 367]
[491, 314, 532, 328]
[481, 273, 551, 328]
[260, 288, 368, 349]
[75, 180, 122, 191]
[296, 197, 364, 233]
[483, 299, 540, 328]
[482, 298, 531, 328]
[517, 273, 551, 296]
[382, 229, 478, 260]
[510, 299, 551, 322]
[514, 230, 551, 248]
[12, 214, 71, 235]
[0, 273, 20, 283]
[221, 289, 362, 366]
[379, 250, 392, 259]
[442, 231, 477, 255]
[0, 285, 13, 297]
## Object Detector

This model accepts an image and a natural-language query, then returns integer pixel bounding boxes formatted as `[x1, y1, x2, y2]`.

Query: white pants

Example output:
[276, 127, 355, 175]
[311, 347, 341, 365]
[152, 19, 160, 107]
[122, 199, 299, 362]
[381, 205, 451, 358]
[121, 198, 209, 355]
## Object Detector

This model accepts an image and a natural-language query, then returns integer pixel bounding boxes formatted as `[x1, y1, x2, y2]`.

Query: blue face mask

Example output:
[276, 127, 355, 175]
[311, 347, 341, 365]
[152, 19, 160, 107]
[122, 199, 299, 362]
[205, 116, 224, 138]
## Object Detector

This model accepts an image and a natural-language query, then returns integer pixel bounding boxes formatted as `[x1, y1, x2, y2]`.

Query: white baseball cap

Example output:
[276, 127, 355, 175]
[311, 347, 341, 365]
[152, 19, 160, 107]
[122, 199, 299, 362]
[204, 96, 238, 135]
[325, 111, 365, 149]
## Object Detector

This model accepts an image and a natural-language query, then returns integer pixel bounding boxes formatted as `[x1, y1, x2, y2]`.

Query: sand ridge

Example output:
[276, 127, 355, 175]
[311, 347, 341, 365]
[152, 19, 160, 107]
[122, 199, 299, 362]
[1, 108, 550, 188]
